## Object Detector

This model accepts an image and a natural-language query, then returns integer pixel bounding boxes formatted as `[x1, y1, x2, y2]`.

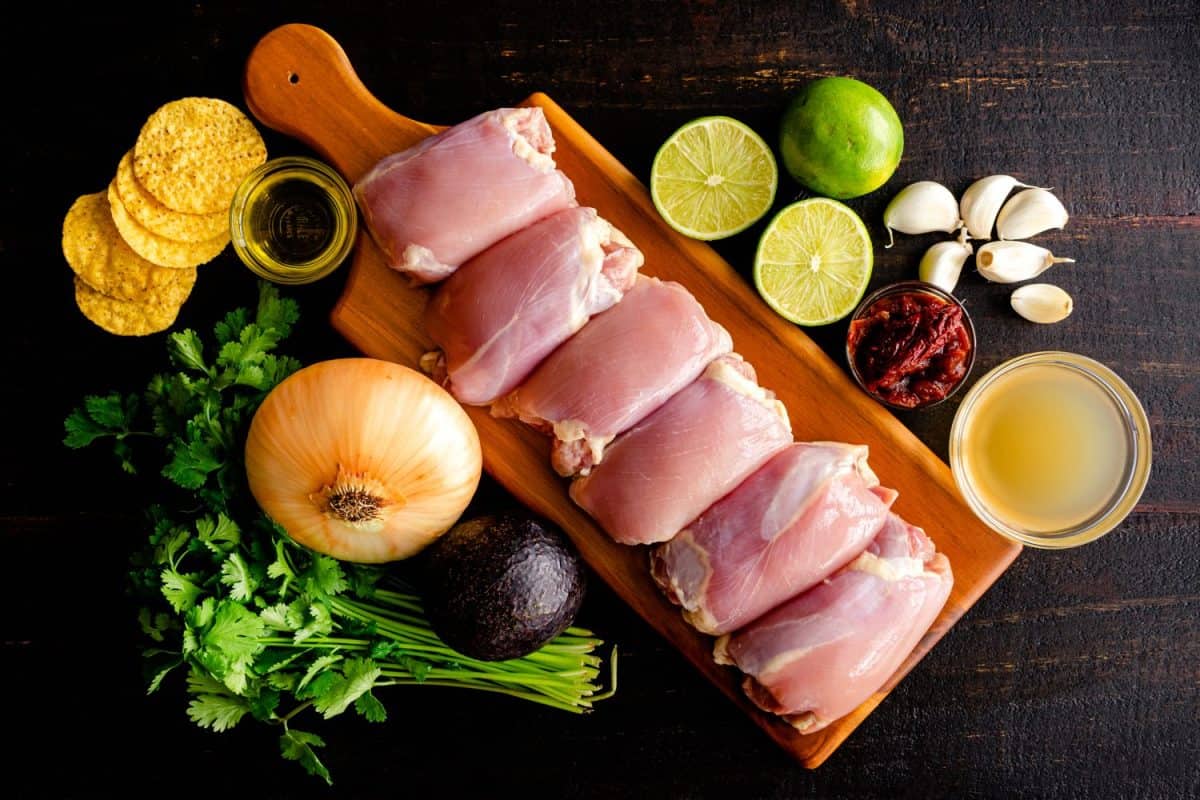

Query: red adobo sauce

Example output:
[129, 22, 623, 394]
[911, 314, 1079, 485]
[847, 290, 973, 409]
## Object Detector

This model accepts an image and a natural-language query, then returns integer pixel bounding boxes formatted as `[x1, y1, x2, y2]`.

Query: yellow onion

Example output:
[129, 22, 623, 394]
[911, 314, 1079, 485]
[245, 358, 482, 563]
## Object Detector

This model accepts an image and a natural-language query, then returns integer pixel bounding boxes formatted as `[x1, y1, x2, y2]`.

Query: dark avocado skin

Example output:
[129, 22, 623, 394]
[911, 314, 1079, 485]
[420, 512, 586, 661]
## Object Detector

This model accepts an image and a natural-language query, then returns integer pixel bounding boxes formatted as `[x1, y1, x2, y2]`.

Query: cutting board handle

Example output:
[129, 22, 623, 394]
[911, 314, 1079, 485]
[243, 23, 435, 182]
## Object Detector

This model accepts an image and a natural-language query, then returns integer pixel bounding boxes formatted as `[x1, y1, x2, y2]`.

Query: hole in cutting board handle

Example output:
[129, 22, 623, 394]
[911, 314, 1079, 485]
[288, 71, 299, 84]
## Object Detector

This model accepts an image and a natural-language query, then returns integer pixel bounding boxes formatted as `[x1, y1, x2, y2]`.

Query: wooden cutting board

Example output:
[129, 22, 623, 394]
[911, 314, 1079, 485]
[243, 23, 1022, 768]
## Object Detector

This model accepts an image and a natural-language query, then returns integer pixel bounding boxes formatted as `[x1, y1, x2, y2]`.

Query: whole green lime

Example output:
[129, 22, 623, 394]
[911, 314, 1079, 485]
[779, 77, 904, 199]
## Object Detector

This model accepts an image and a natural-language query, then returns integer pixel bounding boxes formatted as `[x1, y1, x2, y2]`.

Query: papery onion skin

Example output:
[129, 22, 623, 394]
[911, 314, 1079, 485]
[245, 358, 482, 563]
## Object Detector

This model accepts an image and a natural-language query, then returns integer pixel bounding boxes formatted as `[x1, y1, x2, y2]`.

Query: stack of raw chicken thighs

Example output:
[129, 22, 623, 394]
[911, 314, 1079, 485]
[355, 107, 954, 735]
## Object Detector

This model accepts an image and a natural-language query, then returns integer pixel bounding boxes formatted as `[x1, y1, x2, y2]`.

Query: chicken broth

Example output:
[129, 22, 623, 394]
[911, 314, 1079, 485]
[958, 362, 1131, 533]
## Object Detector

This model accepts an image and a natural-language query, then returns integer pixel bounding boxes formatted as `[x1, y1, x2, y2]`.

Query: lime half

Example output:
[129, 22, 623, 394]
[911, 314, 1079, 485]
[651, 116, 778, 240]
[754, 198, 873, 326]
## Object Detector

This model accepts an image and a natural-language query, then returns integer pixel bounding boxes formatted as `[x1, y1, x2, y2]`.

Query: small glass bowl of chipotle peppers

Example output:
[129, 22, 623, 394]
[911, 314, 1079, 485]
[845, 280, 975, 411]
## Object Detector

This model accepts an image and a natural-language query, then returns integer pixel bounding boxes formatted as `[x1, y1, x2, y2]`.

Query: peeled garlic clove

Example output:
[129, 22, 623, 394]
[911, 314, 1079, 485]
[883, 181, 962, 248]
[959, 175, 1043, 240]
[996, 187, 1069, 240]
[976, 241, 1074, 283]
[1011, 283, 1073, 324]
[918, 240, 973, 293]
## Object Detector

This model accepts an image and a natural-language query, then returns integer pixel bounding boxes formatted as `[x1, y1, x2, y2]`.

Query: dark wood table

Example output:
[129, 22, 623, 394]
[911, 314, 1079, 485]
[4, 3, 1196, 797]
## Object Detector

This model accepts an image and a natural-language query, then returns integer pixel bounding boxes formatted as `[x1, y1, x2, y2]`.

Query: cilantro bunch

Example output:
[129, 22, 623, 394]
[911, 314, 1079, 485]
[66, 283, 614, 784]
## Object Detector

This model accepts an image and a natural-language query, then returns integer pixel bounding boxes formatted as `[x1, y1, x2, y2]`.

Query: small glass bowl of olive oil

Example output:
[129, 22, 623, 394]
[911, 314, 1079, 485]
[229, 156, 357, 284]
[950, 351, 1152, 548]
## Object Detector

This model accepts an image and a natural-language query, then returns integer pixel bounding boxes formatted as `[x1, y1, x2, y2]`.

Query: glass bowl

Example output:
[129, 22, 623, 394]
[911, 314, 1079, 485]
[229, 155, 357, 285]
[949, 351, 1152, 549]
[845, 280, 976, 411]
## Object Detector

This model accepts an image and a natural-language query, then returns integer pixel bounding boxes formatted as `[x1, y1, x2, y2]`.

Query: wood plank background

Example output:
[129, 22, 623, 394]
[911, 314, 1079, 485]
[2, 2, 1196, 797]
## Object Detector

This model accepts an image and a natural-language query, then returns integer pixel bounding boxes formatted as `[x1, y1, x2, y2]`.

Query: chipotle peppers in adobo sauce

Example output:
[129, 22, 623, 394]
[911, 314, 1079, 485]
[847, 282, 975, 410]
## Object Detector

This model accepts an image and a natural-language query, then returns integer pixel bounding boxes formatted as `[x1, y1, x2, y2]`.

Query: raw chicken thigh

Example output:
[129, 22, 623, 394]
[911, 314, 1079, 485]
[424, 206, 642, 405]
[570, 354, 793, 546]
[651, 442, 898, 635]
[713, 513, 953, 734]
[354, 107, 576, 284]
[493, 276, 733, 477]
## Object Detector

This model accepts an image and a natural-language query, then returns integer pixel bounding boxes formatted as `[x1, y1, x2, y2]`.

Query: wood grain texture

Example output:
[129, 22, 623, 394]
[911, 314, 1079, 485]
[242, 23, 1021, 768]
[5, 2, 1198, 797]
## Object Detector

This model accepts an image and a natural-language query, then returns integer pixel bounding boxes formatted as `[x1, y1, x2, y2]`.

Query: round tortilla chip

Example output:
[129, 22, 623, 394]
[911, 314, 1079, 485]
[133, 97, 267, 214]
[115, 150, 228, 243]
[108, 181, 229, 268]
[73, 275, 191, 336]
[62, 191, 197, 302]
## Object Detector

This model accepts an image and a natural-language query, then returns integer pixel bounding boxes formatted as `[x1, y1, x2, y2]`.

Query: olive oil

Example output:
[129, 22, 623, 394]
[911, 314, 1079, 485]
[959, 363, 1130, 533]
[230, 156, 357, 284]
[245, 175, 337, 265]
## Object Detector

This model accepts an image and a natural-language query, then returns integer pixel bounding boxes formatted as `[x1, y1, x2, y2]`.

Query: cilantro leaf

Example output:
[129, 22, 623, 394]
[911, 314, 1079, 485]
[138, 607, 176, 643]
[186, 596, 217, 629]
[249, 687, 281, 721]
[260, 603, 299, 632]
[218, 324, 279, 370]
[197, 514, 241, 552]
[280, 728, 332, 786]
[354, 691, 387, 723]
[154, 526, 192, 568]
[63, 408, 111, 448]
[296, 669, 338, 702]
[187, 692, 250, 732]
[186, 667, 251, 731]
[143, 650, 184, 694]
[256, 647, 306, 676]
[214, 307, 249, 345]
[313, 658, 382, 719]
[191, 600, 267, 695]
[257, 284, 300, 340]
[220, 553, 258, 602]
[297, 653, 343, 691]
[161, 568, 203, 613]
[234, 364, 266, 390]
[304, 556, 348, 599]
[113, 440, 137, 475]
[85, 393, 138, 430]
[204, 601, 265, 660]
[64, 393, 140, 461]
[169, 329, 209, 374]
[293, 603, 333, 643]
[163, 428, 223, 490]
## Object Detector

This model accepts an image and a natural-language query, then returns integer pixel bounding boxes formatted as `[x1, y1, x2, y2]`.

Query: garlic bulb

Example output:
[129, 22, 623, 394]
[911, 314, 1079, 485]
[959, 175, 1042, 240]
[918, 240, 973, 293]
[245, 358, 482, 563]
[1011, 283, 1074, 324]
[883, 181, 962, 247]
[976, 241, 1074, 283]
[996, 188, 1069, 240]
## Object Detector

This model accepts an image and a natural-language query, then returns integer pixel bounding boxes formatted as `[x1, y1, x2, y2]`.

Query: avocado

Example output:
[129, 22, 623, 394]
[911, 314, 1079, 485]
[419, 512, 586, 661]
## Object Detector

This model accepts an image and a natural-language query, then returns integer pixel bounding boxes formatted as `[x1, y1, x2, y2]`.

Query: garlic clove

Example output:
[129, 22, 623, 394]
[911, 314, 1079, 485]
[1011, 283, 1074, 324]
[976, 241, 1074, 283]
[918, 240, 973, 293]
[996, 187, 1069, 240]
[883, 181, 962, 248]
[959, 175, 1044, 240]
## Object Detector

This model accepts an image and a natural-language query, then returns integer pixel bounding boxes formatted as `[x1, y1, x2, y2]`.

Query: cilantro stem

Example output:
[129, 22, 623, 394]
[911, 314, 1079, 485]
[277, 700, 315, 725]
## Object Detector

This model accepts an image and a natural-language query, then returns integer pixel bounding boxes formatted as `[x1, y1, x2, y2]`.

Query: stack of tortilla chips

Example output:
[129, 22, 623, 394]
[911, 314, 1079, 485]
[62, 97, 267, 335]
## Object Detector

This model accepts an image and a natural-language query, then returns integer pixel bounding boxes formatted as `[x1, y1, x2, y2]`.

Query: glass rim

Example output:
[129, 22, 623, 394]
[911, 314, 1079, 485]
[844, 280, 977, 411]
[949, 351, 1153, 549]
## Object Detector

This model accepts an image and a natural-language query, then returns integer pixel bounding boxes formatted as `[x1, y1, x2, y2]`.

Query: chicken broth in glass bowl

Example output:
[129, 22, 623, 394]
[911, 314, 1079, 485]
[949, 351, 1152, 548]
